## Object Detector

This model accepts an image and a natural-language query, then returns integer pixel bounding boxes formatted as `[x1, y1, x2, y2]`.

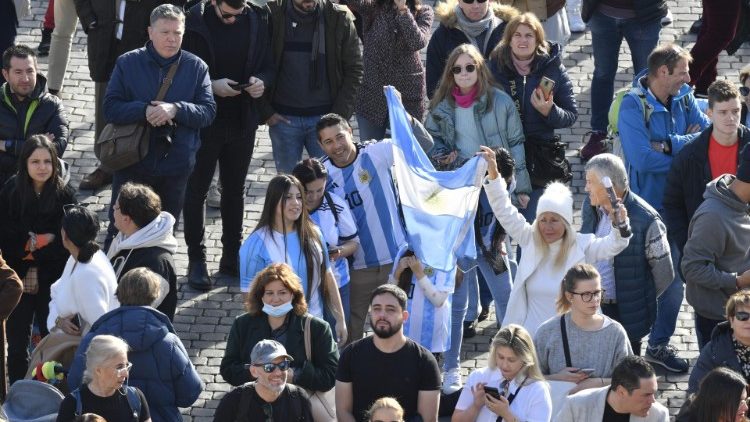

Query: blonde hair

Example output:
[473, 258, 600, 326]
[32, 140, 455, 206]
[556, 264, 601, 314]
[429, 44, 498, 112]
[488, 324, 544, 383]
[726, 291, 750, 320]
[366, 397, 404, 422]
[491, 13, 549, 69]
[531, 216, 576, 268]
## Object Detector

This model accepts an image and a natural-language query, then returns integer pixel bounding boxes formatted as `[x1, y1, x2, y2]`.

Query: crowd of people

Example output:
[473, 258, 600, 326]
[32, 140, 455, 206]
[0, 0, 750, 420]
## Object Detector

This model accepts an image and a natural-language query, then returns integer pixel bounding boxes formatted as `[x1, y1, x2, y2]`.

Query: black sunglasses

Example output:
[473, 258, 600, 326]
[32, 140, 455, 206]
[462, 0, 488, 4]
[741, 86, 750, 97]
[736, 311, 750, 322]
[216, 3, 247, 20]
[451, 64, 477, 75]
[251, 360, 291, 373]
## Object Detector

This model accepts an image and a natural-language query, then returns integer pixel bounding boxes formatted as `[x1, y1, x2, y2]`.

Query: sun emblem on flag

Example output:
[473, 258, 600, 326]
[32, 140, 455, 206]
[424, 266, 434, 277]
[358, 169, 371, 184]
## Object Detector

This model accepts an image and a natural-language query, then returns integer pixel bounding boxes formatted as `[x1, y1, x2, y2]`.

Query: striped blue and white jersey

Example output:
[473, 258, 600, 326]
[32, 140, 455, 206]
[323, 140, 406, 269]
[239, 227, 330, 318]
[309, 192, 359, 288]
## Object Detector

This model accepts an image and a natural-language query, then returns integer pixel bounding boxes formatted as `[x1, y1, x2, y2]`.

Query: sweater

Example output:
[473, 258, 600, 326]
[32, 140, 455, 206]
[683, 175, 750, 321]
[47, 250, 120, 334]
[555, 386, 670, 421]
[535, 313, 632, 378]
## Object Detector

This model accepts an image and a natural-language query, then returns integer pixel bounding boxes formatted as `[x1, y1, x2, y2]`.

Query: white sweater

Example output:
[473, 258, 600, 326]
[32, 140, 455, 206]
[47, 250, 120, 334]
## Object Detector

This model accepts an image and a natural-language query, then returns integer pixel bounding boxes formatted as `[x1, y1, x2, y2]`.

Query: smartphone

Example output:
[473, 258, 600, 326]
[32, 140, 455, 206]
[538, 76, 556, 100]
[231, 83, 252, 91]
[577, 368, 596, 376]
[484, 386, 502, 400]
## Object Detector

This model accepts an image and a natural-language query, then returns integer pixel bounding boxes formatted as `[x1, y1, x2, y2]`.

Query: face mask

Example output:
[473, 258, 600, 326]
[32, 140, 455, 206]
[508, 176, 517, 195]
[263, 301, 293, 318]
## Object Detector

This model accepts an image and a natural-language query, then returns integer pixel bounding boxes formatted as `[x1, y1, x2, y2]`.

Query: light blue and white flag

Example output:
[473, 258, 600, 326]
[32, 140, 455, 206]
[386, 86, 487, 272]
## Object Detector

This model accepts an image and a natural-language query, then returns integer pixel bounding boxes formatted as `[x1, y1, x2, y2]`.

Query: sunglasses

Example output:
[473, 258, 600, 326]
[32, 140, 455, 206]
[741, 86, 750, 97]
[736, 311, 750, 322]
[461, 0, 488, 4]
[252, 360, 291, 373]
[216, 4, 247, 20]
[568, 289, 606, 303]
[451, 64, 477, 75]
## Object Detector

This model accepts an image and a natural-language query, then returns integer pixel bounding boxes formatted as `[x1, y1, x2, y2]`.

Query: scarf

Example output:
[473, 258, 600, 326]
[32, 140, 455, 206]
[454, 6, 499, 55]
[511, 52, 534, 76]
[451, 85, 478, 108]
[287, 1, 326, 90]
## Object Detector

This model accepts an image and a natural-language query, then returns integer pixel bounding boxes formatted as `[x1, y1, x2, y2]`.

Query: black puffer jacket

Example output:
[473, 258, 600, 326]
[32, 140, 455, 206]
[0, 76, 68, 186]
[687, 321, 744, 394]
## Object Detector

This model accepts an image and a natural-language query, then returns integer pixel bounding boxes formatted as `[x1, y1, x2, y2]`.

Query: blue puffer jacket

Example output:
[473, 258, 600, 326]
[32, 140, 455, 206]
[103, 42, 216, 176]
[617, 69, 710, 211]
[67, 306, 203, 422]
[490, 42, 578, 143]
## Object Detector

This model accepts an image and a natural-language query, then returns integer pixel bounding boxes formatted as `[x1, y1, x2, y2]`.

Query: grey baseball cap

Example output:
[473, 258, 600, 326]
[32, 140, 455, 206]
[249, 340, 294, 365]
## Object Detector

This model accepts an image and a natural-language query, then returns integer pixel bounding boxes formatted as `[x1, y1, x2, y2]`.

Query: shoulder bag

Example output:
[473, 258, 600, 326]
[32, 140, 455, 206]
[303, 315, 337, 422]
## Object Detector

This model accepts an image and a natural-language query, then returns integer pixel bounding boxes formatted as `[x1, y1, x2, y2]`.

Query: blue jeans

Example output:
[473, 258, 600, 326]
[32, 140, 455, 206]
[588, 10, 661, 132]
[268, 114, 325, 174]
[357, 115, 388, 142]
[648, 241, 685, 348]
[466, 256, 515, 325]
[444, 276, 468, 372]
[323, 283, 350, 334]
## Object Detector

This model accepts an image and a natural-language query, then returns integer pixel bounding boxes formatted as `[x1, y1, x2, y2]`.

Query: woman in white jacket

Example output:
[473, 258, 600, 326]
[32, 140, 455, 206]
[47, 205, 119, 336]
[479, 146, 630, 337]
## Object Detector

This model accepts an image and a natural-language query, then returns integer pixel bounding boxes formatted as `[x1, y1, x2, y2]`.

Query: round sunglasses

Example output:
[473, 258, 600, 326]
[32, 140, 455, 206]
[451, 64, 477, 75]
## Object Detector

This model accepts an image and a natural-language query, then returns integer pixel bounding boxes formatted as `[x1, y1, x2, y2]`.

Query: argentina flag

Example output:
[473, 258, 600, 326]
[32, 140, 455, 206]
[385, 86, 487, 272]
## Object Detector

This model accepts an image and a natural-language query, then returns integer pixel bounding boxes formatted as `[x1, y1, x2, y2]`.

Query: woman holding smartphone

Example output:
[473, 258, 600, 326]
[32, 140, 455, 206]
[452, 324, 552, 422]
[489, 12, 578, 221]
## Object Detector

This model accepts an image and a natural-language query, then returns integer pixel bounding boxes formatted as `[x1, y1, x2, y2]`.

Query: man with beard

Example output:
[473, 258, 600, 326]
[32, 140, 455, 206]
[336, 284, 441, 422]
[213, 340, 313, 421]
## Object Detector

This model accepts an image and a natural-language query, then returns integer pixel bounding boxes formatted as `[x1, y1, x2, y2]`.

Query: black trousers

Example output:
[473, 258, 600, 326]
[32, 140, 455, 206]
[7, 288, 51, 383]
[695, 313, 724, 351]
[601, 302, 642, 355]
[183, 121, 254, 265]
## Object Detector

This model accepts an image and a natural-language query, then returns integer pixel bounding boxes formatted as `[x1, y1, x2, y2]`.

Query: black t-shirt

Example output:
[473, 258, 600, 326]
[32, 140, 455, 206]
[213, 382, 313, 422]
[602, 399, 631, 422]
[56, 385, 150, 422]
[336, 336, 441, 422]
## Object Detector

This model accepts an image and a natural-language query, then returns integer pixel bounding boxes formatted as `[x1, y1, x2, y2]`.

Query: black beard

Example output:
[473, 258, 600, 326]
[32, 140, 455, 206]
[371, 318, 402, 339]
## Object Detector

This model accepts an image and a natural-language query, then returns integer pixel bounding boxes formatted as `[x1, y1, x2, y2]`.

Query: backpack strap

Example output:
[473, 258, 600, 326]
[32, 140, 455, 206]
[72, 388, 82, 417]
[324, 191, 339, 224]
[125, 386, 141, 421]
[560, 315, 572, 368]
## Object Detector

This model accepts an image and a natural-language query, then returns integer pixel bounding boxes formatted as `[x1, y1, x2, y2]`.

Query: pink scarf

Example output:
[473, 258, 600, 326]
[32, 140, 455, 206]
[451, 85, 478, 108]
[511, 53, 534, 76]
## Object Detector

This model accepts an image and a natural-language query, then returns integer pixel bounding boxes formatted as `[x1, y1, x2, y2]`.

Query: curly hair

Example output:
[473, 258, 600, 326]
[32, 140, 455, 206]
[244, 263, 308, 316]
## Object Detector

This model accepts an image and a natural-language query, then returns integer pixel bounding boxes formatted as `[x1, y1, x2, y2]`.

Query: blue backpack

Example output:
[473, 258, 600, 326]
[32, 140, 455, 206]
[71, 386, 141, 421]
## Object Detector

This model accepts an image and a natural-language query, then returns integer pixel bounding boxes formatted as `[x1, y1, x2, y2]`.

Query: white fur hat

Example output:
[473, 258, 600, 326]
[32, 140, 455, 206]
[536, 182, 573, 225]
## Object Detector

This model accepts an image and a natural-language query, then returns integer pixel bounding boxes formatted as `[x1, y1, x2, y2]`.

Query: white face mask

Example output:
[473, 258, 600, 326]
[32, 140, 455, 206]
[262, 301, 293, 318]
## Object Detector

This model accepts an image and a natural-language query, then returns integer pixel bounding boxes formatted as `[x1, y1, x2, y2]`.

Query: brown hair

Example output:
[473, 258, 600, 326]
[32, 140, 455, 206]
[707, 79, 741, 109]
[491, 13, 549, 71]
[725, 291, 750, 320]
[117, 182, 161, 228]
[647, 43, 692, 77]
[740, 64, 750, 86]
[116, 267, 161, 306]
[556, 264, 601, 314]
[245, 263, 308, 316]
[429, 44, 497, 112]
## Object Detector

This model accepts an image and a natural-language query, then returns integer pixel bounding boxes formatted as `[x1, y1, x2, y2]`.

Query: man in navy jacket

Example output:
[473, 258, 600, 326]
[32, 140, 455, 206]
[103, 4, 216, 248]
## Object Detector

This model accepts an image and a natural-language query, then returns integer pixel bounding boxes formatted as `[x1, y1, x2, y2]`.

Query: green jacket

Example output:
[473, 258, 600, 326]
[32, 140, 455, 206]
[257, 0, 363, 121]
[220, 312, 339, 392]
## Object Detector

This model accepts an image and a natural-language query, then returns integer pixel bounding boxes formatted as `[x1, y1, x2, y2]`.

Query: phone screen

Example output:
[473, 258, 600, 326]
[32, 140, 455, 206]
[484, 386, 501, 400]
[539, 77, 555, 100]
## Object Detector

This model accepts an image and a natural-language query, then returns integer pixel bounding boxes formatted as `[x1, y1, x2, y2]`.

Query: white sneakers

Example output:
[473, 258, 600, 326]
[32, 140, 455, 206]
[442, 368, 463, 395]
[566, 0, 586, 33]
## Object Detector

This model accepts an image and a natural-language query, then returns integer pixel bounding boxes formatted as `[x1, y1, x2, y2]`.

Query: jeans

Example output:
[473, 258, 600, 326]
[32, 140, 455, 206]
[466, 255, 515, 325]
[7, 290, 51, 384]
[695, 313, 723, 350]
[106, 165, 190, 249]
[689, 0, 742, 94]
[184, 121, 254, 264]
[445, 276, 468, 372]
[268, 114, 325, 174]
[357, 115, 388, 142]
[648, 241, 685, 348]
[588, 10, 661, 132]
[324, 283, 351, 333]
[465, 270, 493, 322]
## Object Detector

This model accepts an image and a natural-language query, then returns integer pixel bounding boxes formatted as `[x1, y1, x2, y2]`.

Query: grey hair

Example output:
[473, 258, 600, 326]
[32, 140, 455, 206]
[585, 153, 629, 192]
[82, 335, 129, 384]
[150, 4, 185, 26]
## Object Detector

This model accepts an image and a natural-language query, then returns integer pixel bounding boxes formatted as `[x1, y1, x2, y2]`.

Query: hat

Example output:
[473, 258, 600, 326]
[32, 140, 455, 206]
[250, 340, 294, 365]
[737, 143, 750, 183]
[536, 182, 573, 225]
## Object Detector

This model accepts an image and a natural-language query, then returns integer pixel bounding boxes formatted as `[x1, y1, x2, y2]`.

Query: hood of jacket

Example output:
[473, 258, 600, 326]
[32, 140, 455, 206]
[89, 306, 175, 352]
[633, 68, 694, 102]
[434, 0, 518, 28]
[703, 174, 750, 214]
[1, 74, 49, 104]
[107, 211, 178, 259]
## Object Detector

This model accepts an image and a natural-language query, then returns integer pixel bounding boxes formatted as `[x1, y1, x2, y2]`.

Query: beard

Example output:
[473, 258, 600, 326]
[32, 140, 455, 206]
[370, 317, 403, 339]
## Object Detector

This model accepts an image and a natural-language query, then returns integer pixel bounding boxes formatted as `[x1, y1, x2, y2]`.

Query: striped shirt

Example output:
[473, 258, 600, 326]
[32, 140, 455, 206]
[309, 192, 359, 288]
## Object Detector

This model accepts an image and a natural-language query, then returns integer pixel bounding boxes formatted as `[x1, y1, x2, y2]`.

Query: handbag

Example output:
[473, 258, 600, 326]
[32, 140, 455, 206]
[303, 315, 337, 422]
[94, 61, 179, 171]
[524, 135, 573, 187]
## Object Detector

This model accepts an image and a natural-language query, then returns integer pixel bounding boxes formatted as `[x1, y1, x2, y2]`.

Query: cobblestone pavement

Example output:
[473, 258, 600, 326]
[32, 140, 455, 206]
[12, 0, 741, 419]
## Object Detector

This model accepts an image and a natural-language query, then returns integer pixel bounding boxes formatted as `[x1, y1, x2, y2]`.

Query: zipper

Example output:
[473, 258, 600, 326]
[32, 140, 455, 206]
[521, 75, 527, 115]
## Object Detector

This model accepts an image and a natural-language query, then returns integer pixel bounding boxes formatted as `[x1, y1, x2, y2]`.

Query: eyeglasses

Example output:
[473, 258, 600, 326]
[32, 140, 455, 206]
[114, 362, 133, 375]
[252, 360, 291, 373]
[461, 0, 488, 4]
[569, 289, 606, 302]
[63, 203, 91, 215]
[216, 3, 247, 20]
[736, 311, 750, 322]
[451, 64, 477, 75]
[741, 86, 750, 97]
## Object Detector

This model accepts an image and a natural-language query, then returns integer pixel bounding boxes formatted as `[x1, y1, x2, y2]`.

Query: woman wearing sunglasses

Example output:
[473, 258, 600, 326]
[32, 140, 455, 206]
[489, 12, 577, 222]
[221, 263, 338, 398]
[0, 134, 76, 384]
[688, 291, 750, 394]
[678, 367, 749, 422]
[534, 264, 631, 410]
